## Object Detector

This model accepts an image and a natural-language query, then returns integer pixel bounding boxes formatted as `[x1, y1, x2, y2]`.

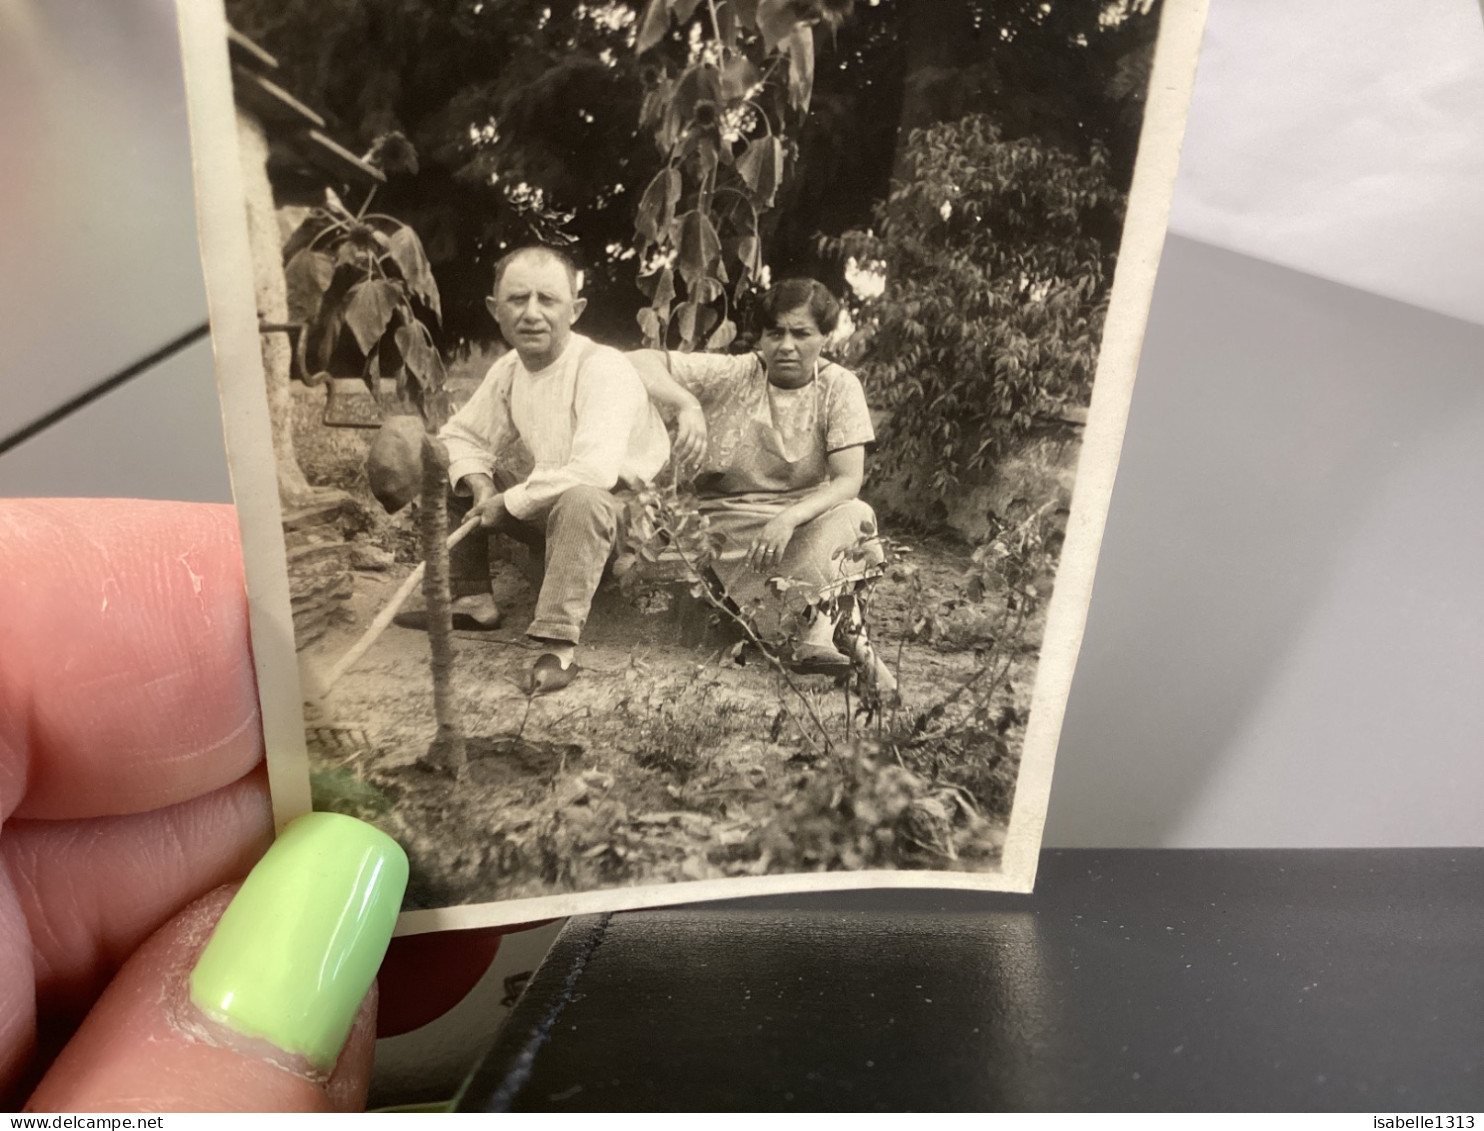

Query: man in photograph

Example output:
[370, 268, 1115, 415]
[439, 245, 670, 693]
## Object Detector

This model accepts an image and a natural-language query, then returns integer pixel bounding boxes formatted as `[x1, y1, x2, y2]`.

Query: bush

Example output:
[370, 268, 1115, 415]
[827, 114, 1125, 505]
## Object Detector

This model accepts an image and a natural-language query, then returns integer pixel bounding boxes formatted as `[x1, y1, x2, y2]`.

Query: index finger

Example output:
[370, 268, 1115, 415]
[0, 500, 262, 822]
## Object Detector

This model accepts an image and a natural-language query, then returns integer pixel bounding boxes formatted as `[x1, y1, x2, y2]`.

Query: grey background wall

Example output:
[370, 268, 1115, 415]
[2, 0, 1481, 851]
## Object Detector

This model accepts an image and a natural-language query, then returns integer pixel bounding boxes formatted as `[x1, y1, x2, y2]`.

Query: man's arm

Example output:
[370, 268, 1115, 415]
[627, 349, 708, 471]
[500, 353, 652, 520]
[438, 364, 516, 524]
[440, 364, 514, 495]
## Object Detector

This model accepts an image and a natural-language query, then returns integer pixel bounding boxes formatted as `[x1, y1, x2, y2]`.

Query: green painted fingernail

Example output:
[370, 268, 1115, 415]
[189, 812, 408, 1071]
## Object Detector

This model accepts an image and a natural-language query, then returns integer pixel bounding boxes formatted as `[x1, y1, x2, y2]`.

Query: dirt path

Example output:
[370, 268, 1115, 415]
[302, 537, 1038, 910]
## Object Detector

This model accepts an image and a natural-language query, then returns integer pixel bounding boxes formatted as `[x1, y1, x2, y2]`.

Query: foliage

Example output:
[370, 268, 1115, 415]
[231, 0, 661, 345]
[628, 0, 852, 350]
[747, 753, 1001, 871]
[900, 498, 1060, 739]
[609, 472, 1060, 853]
[229, 0, 1159, 349]
[827, 113, 1126, 503]
[615, 479, 843, 755]
[273, 134, 466, 771]
[310, 763, 394, 818]
[283, 166, 450, 426]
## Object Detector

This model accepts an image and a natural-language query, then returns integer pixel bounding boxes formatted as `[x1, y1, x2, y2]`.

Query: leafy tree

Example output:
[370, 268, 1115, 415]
[283, 158, 448, 410]
[827, 113, 1126, 502]
[627, 0, 852, 350]
[227, 0, 1158, 352]
[282, 165, 467, 772]
[230, 0, 660, 346]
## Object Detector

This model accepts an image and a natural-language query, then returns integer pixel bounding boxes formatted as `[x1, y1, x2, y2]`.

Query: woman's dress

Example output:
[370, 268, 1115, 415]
[660, 351, 885, 618]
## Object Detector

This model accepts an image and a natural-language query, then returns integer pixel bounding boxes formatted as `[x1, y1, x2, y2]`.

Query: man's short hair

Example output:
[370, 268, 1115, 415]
[756, 277, 841, 336]
[492, 245, 582, 297]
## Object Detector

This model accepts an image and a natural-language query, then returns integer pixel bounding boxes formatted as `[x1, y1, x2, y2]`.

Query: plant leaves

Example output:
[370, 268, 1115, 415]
[756, 0, 797, 52]
[306, 265, 359, 373]
[706, 317, 737, 351]
[284, 249, 335, 324]
[736, 136, 783, 207]
[694, 135, 720, 194]
[395, 322, 439, 382]
[637, 305, 663, 344]
[785, 24, 815, 113]
[673, 63, 722, 124]
[635, 0, 670, 54]
[691, 276, 725, 305]
[695, 304, 720, 340]
[343, 279, 401, 356]
[738, 233, 761, 276]
[720, 56, 760, 101]
[376, 325, 406, 398]
[637, 166, 682, 246]
[386, 227, 441, 322]
[715, 0, 739, 51]
[324, 186, 355, 221]
[636, 169, 671, 244]
[654, 265, 677, 320]
[675, 210, 721, 290]
[676, 301, 700, 346]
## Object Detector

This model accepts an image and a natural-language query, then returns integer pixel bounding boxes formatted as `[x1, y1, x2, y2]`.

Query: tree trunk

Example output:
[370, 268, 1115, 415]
[420, 433, 465, 774]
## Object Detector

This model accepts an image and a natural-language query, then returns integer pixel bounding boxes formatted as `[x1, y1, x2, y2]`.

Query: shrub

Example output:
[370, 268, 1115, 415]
[826, 114, 1125, 504]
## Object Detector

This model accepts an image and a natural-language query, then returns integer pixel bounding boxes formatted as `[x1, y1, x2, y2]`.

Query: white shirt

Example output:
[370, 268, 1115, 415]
[440, 333, 670, 520]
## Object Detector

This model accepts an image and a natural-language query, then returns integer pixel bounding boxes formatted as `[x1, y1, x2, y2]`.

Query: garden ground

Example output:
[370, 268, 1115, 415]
[292, 381, 1049, 911]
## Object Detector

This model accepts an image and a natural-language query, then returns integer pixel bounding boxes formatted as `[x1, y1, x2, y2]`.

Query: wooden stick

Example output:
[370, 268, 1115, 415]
[320, 514, 482, 691]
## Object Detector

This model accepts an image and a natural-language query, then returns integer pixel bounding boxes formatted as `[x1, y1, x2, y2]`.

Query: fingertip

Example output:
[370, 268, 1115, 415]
[1, 500, 260, 820]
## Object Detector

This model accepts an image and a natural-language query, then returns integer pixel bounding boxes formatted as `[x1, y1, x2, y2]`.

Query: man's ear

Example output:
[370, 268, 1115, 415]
[484, 296, 500, 321]
[570, 296, 588, 324]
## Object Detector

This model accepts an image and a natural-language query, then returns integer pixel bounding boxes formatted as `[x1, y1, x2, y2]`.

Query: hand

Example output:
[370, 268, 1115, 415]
[0, 500, 502, 1111]
[673, 403, 708, 474]
[471, 492, 508, 529]
[746, 513, 800, 573]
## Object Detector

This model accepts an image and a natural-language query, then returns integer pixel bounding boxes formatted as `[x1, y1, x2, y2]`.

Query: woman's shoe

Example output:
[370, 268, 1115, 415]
[789, 642, 852, 676]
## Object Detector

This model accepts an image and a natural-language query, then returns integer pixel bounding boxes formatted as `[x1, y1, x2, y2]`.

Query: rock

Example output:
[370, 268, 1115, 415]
[349, 544, 396, 571]
[929, 600, 1004, 652]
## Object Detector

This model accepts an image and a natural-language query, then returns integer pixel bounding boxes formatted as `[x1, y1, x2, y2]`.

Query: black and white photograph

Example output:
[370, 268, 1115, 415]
[178, 0, 1205, 927]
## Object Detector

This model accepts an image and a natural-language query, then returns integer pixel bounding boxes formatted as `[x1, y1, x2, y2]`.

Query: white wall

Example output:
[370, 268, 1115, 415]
[1045, 236, 1484, 847]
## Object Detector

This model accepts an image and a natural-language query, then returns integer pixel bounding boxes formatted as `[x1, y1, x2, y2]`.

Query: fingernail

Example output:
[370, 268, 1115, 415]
[189, 812, 408, 1072]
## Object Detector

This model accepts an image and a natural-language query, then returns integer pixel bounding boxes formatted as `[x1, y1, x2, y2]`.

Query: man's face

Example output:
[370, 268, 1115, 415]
[487, 253, 586, 369]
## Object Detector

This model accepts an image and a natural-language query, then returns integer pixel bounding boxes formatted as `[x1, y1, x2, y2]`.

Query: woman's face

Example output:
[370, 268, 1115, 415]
[759, 306, 825, 388]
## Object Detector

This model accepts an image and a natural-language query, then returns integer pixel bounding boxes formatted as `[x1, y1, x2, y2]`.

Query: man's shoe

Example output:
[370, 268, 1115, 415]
[393, 592, 502, 632]
[450, 593, 503, 630]
[789, 642, 852, 676]
[529, 653, 580, 695]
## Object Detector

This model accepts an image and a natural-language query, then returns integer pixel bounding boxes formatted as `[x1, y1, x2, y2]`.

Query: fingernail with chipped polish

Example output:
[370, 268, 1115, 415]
[189, 812, 408, 1072]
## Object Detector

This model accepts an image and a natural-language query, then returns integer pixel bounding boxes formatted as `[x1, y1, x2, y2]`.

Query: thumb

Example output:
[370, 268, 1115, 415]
[27, 814, 407, 1113]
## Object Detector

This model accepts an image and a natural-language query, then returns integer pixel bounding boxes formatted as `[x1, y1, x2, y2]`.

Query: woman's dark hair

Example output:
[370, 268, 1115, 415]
[756, 278, 841, 336]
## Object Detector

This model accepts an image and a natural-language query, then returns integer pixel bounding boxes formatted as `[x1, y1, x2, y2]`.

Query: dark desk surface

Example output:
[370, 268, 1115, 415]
[459, 849, 1484, 1111]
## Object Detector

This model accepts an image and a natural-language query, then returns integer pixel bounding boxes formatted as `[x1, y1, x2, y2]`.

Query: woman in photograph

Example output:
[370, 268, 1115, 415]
[630, 278, 895, 693]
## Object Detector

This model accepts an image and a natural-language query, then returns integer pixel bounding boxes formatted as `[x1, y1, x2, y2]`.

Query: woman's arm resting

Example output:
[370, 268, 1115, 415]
[627, 350, 707, 470]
